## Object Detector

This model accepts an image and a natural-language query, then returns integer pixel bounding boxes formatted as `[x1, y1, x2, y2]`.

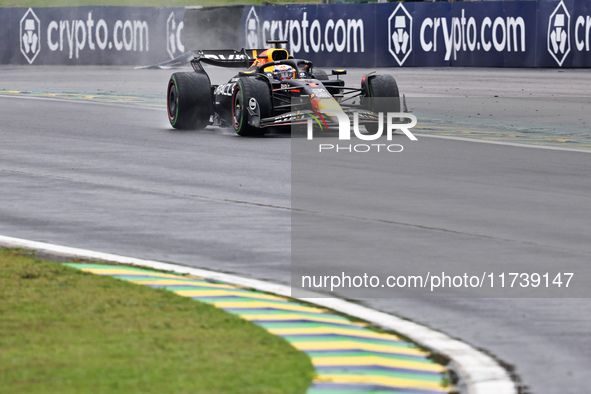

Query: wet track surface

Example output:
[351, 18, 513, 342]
[1, 66, 591, 393]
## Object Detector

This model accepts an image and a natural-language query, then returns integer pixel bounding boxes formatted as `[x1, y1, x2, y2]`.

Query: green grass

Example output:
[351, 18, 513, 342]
[0, 0, 319, 7]
[0, 248, 314, 394]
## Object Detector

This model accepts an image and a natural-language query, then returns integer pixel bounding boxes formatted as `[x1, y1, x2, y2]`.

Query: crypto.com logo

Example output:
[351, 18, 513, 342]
[245, 7, 260, 49]
[20, 8, 41, 64]
[388, 4, 413, 66]
[548, 0, 571, 66]
[306, 110, 417, 153]
[166, 12, 185, 59]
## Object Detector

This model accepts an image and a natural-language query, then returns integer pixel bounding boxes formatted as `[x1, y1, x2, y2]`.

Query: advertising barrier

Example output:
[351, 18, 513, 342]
[0, 6, 185, 65]
[183, 5, 246, 51]
[242, 0, 591, 68]
[2, 2, 590, 67]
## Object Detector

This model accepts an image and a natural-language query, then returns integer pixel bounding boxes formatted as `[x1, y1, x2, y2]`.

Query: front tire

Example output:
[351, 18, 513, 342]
[362, 74, 401, 133]
[167, 72, 212, 130]
[232, 77, 272, 136]
[312, 69, 329, 81]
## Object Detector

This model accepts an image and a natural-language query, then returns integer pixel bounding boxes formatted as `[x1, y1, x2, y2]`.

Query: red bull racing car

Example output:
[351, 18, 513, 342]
[166, 40, 401, 136]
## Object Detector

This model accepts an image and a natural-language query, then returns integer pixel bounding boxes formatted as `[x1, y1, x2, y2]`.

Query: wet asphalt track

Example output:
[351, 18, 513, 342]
[1, 66, 591, 393]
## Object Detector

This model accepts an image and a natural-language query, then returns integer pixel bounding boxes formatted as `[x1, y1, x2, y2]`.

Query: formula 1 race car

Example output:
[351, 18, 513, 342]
[166, 40, 401, 136]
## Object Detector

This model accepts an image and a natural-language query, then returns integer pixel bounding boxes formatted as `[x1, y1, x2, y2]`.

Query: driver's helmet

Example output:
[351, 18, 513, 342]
[271, 64, 295, 81]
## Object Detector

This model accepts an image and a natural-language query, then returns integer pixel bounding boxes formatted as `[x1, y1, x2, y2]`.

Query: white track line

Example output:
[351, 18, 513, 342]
[415, 132, 591, 153]
[0, 93, 162, 111]
[0, 234, 516, 394]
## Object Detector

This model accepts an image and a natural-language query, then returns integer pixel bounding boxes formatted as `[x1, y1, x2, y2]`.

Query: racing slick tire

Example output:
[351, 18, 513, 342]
[232, 77, 272, 137]
[362, 74, 401, 133]
[167, 72, 212, 130]
[312, 69, 329, 81]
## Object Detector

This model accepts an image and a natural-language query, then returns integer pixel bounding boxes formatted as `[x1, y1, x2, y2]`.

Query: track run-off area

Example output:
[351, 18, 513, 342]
[1, 66, 590, 394]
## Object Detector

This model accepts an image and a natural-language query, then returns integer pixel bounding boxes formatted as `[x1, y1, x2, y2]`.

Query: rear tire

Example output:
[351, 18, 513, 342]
[232, 77, 272, 137]
[362, 74, 401, 133]
[167, 72, 212, 130]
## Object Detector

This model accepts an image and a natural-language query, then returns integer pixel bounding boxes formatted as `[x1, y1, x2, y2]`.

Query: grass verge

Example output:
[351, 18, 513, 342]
[0, 248, 314, 393]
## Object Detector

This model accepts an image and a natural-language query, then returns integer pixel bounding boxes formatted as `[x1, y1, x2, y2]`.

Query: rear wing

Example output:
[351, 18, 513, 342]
[191, 41, 290, 69]
[191, 48, 268, 68]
